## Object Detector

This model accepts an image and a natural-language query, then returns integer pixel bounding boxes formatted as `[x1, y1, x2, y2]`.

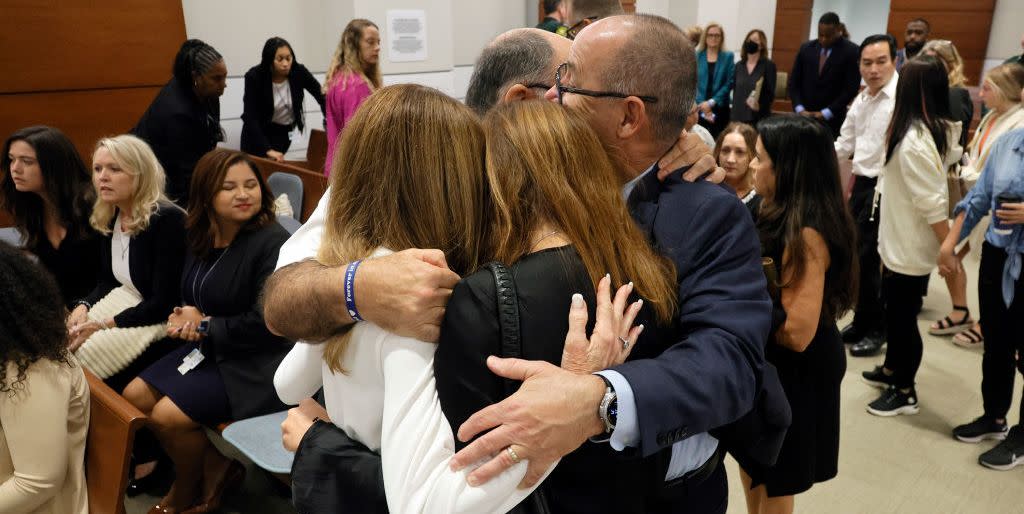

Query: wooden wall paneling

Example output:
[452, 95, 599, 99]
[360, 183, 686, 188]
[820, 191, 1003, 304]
[0, 88, 163, 163]
[771, 0, 812, 104]
[888, 0, 994, 11]
[887, 0, 995, 86]
[0, 0, 186, 94]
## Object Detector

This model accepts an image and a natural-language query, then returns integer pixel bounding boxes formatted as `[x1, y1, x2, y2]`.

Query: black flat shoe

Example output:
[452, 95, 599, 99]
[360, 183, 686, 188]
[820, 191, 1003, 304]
[126, 458, 174, 498]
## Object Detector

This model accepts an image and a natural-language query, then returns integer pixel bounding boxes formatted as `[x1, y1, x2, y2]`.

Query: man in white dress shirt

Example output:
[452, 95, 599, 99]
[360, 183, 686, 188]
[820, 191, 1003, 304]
[835, 34, 899, 358]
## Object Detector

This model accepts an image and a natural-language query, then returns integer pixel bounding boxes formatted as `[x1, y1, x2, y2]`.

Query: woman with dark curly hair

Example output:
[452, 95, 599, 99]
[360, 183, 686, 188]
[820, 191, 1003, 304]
[0, 241, 89, 514]
[0, 126, 102, 307]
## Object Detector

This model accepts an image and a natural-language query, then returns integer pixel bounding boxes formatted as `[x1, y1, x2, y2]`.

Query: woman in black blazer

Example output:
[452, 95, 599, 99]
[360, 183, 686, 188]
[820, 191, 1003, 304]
[66, 134, 186, 391]
[124, 150, 292, 514]
[733, 29, 778, 125]
[241, 37, 326, 162]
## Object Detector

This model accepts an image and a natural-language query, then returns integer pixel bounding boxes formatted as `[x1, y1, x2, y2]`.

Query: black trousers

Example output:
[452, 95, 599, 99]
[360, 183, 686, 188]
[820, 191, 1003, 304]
[849, 176, 884, 335]
[979, 242, 1024, 423]
[881, 268, 930, 388]
[265, 122, 293, 154]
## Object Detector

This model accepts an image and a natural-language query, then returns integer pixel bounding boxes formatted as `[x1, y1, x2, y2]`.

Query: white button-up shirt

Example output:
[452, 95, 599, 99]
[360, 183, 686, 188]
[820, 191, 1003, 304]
[834, 72, 899, 180]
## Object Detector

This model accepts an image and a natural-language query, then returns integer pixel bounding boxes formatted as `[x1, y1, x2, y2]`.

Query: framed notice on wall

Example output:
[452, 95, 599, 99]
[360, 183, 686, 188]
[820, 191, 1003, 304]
[386, 9, 428, 62]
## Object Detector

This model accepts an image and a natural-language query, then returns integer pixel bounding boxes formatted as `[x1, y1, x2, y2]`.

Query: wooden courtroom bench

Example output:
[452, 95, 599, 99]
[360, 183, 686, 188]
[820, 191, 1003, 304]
[282, 128, 328, 173]
[84, 368, 147, 514]
[248, 156, 328, 222]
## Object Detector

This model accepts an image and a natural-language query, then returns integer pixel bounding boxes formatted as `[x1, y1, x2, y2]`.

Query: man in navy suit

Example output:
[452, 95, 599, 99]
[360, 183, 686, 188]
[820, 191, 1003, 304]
[449, 14, 778, 513]
[788, 12, 862, 138]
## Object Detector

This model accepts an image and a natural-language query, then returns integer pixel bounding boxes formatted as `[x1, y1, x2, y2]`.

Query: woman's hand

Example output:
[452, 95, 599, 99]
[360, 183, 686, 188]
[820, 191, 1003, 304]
[995, 202, 1024, 226]
[560, 275, 644, 374]
[745, 96, 759, 111]
[938, 243, 962, 278]
[281, 398, 331, 452]
[699, 101, 713, 115]
[67, 304, 89, 331]
[167, 306, 205, 339]
[68, 320, 105, 352]
[267, 149, 285, 162]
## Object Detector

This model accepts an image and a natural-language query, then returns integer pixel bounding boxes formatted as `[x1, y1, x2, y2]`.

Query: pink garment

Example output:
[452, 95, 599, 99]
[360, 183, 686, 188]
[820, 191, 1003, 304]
[324, 72, 373, 176]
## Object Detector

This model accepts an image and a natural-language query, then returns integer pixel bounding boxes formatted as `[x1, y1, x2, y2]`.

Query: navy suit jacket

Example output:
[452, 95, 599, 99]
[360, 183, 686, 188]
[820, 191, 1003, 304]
[787, 38, 861, 133]
[620, 167, 783, 457]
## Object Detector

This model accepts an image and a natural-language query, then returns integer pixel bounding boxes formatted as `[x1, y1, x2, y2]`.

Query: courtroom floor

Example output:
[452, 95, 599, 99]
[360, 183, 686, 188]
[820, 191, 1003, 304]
[127, 251, 1024, 514]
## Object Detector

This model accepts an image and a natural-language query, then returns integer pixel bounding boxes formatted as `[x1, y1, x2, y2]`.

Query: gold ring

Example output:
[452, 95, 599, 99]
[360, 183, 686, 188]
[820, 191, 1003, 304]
[506, 446, 520, 463]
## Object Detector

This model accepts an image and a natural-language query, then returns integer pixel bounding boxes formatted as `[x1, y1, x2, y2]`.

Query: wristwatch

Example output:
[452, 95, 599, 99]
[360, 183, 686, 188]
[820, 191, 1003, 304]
[598, 376, 618, 433]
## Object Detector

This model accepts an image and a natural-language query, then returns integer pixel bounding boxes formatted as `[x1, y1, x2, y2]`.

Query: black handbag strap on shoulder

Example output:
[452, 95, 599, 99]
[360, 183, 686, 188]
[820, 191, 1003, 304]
[482, 261, 552, 514]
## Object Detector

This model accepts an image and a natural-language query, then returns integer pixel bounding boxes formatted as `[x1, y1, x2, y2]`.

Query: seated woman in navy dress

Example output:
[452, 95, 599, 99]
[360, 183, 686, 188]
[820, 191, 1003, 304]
[123, 150, 292, 514]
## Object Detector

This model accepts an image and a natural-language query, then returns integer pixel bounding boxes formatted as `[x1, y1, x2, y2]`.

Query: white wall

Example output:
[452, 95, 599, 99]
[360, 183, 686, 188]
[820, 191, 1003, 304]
[181, 0, 531, 158]
[808, 0, 891, 44]
[635, 0, 776, 59]
[984, 0, 1024, 75]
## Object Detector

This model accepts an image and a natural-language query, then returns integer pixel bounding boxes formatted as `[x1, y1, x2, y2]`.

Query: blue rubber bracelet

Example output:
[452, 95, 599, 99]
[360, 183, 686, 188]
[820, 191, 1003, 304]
[344, 260, 364, 322]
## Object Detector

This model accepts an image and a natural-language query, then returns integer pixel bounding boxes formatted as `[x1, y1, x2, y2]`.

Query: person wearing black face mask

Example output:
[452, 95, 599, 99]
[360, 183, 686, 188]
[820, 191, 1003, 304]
[733, 29, 777, 125]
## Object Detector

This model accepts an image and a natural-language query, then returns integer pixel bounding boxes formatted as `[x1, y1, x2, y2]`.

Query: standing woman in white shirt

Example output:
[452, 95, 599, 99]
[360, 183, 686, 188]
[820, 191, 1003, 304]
[863, 56, 962, 416]
[274, 84, 547, 513]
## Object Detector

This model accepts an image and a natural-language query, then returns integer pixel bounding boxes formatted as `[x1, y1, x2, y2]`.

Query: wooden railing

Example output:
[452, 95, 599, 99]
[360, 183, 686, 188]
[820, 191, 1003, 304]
[248, 156, 329, 222]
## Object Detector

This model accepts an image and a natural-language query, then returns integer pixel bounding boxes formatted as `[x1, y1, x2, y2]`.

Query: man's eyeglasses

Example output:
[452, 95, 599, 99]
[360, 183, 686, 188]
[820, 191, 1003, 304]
[523, 82, 554, 91]
[554, 62, 659, 105]
[564, 17, 598, 40]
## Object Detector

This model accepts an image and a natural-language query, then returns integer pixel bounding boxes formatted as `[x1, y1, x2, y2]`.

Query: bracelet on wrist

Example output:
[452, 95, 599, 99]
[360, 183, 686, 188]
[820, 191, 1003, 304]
[75, 300, 92, 310]
[344, 260, 365, 322]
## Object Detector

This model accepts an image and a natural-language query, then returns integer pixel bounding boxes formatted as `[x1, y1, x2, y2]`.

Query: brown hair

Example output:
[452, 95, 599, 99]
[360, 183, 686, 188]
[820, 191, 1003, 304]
[984, 62, 1024, 106]
[740, 29, 769, 61]
[318, 84, 488, 372]
[713, 122, 758, 189]
[186, 150, 275, 258]
[697, 22, 725, 52]
[325, 19, 382, 93]
[483, 101, 677, 323]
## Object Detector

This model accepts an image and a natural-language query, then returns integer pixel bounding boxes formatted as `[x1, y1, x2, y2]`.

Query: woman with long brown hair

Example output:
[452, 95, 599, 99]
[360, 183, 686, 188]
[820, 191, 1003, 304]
[323, 19, 381, 176]
[124, 150, 292, 513]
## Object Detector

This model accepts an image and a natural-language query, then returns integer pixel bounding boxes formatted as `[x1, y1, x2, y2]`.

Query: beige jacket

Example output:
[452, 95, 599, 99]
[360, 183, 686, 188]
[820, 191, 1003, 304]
[0, 358, 89, 514]
[879, 121, 963, 276]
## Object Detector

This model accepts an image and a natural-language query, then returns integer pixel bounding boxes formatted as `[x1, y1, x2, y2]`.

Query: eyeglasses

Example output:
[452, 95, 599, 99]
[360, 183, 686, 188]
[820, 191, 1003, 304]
[706, 33, 723, 38]
[523, 82, 554, 91]
[554, 62, 659, 105]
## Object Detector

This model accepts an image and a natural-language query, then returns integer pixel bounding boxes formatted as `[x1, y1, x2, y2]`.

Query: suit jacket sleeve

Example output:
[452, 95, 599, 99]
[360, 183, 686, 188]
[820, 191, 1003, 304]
[612, 192, 770, 456]
[759, 60, 778, 115]
[241, 70, 271, 157]
[113, 207, 186, 327]
[207, 225, 290, 353]
[788, 45, 805, 107]
[297, 64, 326, 116]
[828, 43, 862, 116]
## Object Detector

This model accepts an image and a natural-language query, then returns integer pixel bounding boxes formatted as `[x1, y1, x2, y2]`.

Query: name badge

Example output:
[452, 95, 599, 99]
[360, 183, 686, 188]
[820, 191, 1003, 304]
[177, 348, 205, 375]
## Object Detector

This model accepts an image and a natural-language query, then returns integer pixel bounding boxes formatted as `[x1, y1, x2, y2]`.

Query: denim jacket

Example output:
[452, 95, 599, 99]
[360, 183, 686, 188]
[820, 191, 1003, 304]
[954, 127, 1024, 306]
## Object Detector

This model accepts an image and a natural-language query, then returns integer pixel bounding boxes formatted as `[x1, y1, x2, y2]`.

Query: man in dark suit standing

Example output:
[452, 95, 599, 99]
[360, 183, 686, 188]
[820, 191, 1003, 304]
[788, 12, 861, 138]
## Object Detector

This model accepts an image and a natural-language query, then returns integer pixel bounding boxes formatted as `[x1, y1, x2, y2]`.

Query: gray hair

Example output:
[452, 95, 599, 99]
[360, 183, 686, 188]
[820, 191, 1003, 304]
[602, 14, 695, 145]
[465, 31, 554, 116]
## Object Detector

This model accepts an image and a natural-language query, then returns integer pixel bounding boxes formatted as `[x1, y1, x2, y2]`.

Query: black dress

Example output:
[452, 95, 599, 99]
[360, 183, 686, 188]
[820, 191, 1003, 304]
[140, 222, 293, 425]
[949, 87, 974, 149]
[435, 246, 686, 514]
[746, 224, 846, 497]
[732, 58, 778, 125]
[132, 79, 223, 205]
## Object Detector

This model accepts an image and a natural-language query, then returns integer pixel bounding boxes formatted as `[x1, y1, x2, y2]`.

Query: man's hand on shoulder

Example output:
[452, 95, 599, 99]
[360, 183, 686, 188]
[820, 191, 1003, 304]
[449, 357, 606, 489]
[357, 249, 461, 343]
[658, 129, 726, 184]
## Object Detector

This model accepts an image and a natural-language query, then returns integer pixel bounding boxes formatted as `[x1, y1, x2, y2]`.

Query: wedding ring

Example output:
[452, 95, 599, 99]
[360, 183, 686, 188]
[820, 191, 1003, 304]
[618, 336, 630, 350]
[506, 446, 521, 463]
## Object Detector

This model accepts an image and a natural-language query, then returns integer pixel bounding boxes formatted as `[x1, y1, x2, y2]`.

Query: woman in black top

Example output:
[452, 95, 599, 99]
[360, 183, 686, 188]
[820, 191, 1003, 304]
[733, 29, 778, 125]
[66, 135, 186, 391]
[0, 126, 101, 307]
[923, 40, 974, 148]
[124, 150, 291, 514]
[132, 39, 226, 206]
[241, 37, 326, 162]
[742, 115, 857, 514]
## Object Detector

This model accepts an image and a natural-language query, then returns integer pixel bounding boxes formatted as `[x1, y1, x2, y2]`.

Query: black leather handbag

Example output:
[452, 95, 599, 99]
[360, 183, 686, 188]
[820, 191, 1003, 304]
[484, 262, 553, 514]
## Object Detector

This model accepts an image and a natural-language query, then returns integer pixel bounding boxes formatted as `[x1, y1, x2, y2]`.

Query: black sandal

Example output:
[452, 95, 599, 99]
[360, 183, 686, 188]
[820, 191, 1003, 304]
[929, 305, 973, 336]
[953, 326, 984, 348]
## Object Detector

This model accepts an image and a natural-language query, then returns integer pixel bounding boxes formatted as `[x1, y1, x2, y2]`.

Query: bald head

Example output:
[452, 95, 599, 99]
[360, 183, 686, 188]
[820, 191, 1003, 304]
[576, 14, 695, 145]
[465, 28, 570, 115]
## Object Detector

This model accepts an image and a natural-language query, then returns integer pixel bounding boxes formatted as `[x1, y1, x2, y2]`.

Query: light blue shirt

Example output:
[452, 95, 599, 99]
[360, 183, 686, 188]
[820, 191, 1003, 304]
[954, 127, 1024, 307]
[608, 163, 720, 481]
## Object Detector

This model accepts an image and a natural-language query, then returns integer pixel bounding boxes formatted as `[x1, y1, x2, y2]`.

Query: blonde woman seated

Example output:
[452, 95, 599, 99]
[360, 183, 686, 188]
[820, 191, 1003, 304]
[0, 242, 89, 514]
[124, 150, 292, 514]
[66, 135, 186, 390]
